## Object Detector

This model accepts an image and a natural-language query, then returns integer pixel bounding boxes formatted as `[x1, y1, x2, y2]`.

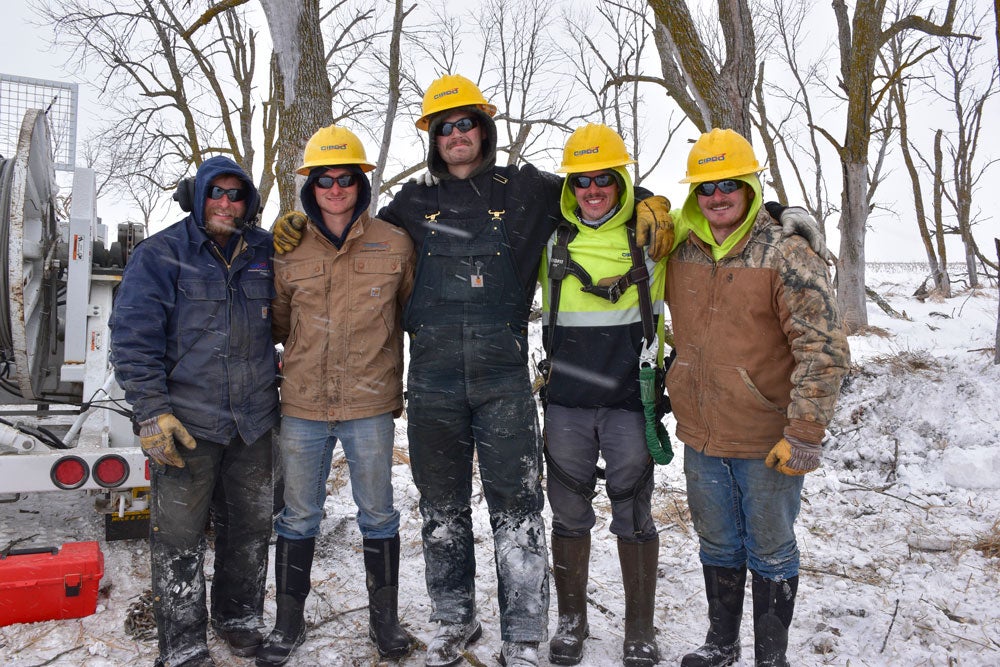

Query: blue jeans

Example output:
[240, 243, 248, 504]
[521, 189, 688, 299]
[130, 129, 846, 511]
[275, 413, 400, 540]
[683, 445, 803, 579]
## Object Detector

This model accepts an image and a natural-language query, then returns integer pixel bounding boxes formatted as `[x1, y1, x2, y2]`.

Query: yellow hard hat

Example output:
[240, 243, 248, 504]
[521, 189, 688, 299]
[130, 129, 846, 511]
[416, 74, 497, 131]
[296, 125, 376, 175]
[556, 123, 636, 173]
[680, 128, 760, 183]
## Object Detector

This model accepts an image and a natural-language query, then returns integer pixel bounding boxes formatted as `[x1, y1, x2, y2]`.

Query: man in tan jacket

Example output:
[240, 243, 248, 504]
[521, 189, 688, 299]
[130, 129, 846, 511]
[667, 129, 850, 667]
[257, 125, 415, 666]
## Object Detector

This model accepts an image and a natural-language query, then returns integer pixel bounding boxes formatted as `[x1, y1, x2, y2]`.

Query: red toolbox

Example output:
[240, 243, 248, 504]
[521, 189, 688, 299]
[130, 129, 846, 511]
[0, 541, 105, 626]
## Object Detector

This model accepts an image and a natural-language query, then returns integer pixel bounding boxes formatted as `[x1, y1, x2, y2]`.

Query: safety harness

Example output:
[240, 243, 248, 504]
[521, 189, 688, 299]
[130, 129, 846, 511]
[539, 214, 674, 535]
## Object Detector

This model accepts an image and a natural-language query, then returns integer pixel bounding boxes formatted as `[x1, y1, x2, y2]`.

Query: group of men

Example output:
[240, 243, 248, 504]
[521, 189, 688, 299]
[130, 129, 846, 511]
[110, 73, 849, 667]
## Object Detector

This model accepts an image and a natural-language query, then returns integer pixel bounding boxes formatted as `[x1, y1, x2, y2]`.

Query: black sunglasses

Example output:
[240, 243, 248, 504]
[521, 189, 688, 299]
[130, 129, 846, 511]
[315, 174, 358, 189]
[435, 117, 479, 137]
[208, 185, 248, 202]
[694, 179, 744, 197]
[570, 173, 616, 189]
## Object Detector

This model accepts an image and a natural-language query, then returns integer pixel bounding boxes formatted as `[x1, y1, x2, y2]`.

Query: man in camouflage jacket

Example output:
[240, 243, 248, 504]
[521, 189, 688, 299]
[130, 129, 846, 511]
[665, 129, 850, 667]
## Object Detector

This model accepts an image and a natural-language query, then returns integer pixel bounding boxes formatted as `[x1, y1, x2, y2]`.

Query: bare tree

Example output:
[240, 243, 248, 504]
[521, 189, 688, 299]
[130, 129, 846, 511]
[38, 0, 274, 213]
[820, 0, 964, 332]
[646, 0, 757, 137]
[477, 0, 575, 165]
[752, 0, 836, 236]
[563, 0, 683, 188]
[926, 7, 1000, 285]
[260, 0, 334, 213]
[886, 33, 951, 296]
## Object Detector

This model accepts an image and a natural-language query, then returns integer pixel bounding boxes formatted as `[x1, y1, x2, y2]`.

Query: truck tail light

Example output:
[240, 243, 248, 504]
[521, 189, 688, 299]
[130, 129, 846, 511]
[93, 455, 129, 488]
[51, 456, 89, 490]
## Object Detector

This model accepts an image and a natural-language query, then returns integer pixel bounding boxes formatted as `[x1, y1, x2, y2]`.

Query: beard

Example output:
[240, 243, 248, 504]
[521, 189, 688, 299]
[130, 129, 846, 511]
[205, 217, 237, 239]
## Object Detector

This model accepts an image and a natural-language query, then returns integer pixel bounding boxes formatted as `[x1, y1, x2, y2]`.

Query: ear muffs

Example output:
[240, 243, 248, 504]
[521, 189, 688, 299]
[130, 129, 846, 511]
[172, 177, 196, 213]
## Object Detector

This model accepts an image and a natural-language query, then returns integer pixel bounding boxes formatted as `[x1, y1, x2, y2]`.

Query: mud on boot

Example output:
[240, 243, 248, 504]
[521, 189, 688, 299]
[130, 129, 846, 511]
[499, 641, 539, 667]
[681, 565, 746, 667]
[752, 572, 797, 667]
[549, 533, 590, 666]
[618, 537, 660, 667]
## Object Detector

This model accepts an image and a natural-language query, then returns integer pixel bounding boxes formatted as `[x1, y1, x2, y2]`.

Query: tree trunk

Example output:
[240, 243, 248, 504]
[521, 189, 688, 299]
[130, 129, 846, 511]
[261, 0, 333, 214]
[838, 160, 869, 331]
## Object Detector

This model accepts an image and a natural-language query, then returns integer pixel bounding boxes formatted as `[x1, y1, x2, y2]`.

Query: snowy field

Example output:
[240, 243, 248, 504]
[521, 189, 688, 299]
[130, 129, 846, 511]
[1, 262, 998, 666]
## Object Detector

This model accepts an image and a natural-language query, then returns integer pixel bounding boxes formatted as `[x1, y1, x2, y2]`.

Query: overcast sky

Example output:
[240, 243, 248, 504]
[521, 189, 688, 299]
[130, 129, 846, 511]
[3, 2, 998, 265]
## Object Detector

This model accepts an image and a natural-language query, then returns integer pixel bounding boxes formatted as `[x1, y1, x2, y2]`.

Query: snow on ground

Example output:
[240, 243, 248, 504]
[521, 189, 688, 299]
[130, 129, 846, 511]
[1, 263, 998, 666]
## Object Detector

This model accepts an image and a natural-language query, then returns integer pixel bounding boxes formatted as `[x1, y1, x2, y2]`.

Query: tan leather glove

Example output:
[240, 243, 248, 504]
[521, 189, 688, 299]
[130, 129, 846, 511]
[779, 207, 836, 266]
[635, 195, 674, 262]
[138, 414, 197, 468]
[272, 211, 308, 255]
[765, 436, 822, 476]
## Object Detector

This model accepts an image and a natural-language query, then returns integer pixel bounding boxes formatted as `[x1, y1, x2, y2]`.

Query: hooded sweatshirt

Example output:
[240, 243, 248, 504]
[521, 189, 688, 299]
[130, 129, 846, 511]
[110, 156, 279, 444]
[539, 166, 667, 410]
[665, 174, 850, 455]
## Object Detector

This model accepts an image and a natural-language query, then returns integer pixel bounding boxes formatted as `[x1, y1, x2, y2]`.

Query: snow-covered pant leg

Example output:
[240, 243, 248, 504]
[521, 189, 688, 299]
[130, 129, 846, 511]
[407, 387, 478, 626]
[209, 431, 273, 631]
[469, 330, 548, 643]
[149, 438, 222, 665]
[545, 406, 656, 541]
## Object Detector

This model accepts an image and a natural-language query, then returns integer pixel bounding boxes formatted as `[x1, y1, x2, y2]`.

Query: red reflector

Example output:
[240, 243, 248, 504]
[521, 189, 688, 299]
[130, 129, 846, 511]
[51, 457, 89, 490]
[93, 455, 129, 488]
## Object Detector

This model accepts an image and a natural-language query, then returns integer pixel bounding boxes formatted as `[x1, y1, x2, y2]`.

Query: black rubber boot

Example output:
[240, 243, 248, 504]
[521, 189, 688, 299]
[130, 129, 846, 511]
[255, 536, 314, 666]
[363, 534, 413, 659]
[751, 572, 798, 667]
[549, 533, 590, 665]
[681, 565, 746, 667]
[618, 536, 660, 667]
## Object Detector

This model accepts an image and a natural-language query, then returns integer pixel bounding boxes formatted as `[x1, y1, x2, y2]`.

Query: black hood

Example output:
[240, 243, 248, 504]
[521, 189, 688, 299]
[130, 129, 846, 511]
[299, 166, 372, 228]
[426, 106, 498, 180]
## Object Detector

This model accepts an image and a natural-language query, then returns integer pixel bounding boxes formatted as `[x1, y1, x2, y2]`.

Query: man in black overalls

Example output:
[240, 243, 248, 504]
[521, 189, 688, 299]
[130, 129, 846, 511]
[377, 74, 562, 667]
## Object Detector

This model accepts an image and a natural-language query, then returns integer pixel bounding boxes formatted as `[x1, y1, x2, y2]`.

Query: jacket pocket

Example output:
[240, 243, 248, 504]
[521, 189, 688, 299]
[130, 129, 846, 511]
[707, 364, 785, 443]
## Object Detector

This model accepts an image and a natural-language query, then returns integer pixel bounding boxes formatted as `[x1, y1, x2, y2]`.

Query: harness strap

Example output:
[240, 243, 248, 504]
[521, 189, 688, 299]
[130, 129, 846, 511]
[543, 441, 599, 501]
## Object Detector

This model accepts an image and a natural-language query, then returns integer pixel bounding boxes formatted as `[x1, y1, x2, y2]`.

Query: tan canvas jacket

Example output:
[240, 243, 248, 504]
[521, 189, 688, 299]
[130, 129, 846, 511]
[665, 210, 850, 458]
[272, 213, 415, 422]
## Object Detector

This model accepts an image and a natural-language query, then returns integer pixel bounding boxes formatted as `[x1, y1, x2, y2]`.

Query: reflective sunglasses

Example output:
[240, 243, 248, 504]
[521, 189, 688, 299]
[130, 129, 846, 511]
[570, 173, 616, 189]
[315, 174, 358, 189]
[694, 179, 744, 197]
[435, 116, 479, 137]
[208, 185, 248, 202]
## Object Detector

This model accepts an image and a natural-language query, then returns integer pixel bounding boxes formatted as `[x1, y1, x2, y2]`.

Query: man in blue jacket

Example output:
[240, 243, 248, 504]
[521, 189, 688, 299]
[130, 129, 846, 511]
[110, 156, 279, 667]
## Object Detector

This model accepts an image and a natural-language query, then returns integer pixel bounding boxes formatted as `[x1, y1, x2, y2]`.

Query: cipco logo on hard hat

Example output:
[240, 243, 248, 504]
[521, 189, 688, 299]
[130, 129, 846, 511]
[433, 87, 460, 100]
[320, 144, 349, 151]
[698, 153, 726, 165]
[573, 146, 600, 157]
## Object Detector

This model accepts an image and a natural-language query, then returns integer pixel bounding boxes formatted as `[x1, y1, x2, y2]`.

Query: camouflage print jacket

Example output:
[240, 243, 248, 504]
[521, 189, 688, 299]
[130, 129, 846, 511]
[665, 209, 850, 458]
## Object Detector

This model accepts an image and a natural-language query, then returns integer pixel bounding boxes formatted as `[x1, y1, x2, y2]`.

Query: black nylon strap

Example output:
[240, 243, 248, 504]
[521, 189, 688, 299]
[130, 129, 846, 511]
[625, 218, 655, 345]
[543, 441, 599, 501]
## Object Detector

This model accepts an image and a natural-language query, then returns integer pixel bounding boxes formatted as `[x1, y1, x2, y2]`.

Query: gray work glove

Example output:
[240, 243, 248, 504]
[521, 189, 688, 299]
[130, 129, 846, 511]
[139, 414, 197, 468]
[765, 435, 822, 476]
[408, 170, 439, 187]
[779, 207, 836, 266]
